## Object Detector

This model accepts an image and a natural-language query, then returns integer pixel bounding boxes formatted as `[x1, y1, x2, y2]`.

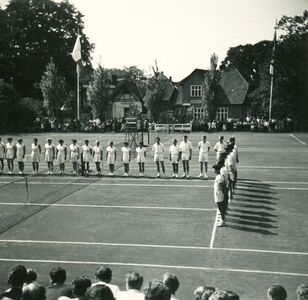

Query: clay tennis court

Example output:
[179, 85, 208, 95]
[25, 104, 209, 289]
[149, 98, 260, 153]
[0, 132, 307, 299]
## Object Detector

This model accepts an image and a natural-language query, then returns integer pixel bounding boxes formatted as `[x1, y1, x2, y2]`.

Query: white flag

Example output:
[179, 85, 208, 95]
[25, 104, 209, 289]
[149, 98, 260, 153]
[71, 35, 81, 62]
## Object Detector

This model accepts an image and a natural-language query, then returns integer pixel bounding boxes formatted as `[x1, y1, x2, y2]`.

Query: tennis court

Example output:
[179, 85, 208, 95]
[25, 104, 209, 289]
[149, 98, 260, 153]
[0, 132, 307, 299]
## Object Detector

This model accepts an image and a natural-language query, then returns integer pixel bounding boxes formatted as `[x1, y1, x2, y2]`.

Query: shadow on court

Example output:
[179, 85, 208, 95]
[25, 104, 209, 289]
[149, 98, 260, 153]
[226, 180, 278, 235]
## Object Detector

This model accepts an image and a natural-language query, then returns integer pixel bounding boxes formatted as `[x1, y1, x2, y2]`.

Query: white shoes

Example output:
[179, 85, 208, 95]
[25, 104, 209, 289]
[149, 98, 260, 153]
[204, 173, 208, 179]
[156, 173, 160, 178]
[139, 173, 144, 177]
[175, 174, 178, 178]
[216, 220, 225, 227]
[123, 173, 128, 177]
[182, 174, 186, 178]
[198, 173, 203, 177]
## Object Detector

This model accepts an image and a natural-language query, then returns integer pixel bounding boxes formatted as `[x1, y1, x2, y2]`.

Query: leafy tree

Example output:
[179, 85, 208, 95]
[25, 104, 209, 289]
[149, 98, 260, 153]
[143, 75, 165, 121]
[86, 65, 110, 121]
[1, 0, 93, 98]
[40, 59, 68, 120]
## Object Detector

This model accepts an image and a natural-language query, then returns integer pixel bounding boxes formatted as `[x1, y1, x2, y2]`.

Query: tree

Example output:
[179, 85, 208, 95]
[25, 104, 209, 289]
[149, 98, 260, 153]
[40, 59, 68, 120]
[86, 65, 110, 121]
[143, 75, 165, 121]
[1, 0, 93, 98]
[203, 53, 219, 121]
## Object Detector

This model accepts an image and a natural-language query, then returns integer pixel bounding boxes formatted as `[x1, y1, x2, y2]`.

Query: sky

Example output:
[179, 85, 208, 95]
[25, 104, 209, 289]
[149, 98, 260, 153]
[1, 0, 307, 81]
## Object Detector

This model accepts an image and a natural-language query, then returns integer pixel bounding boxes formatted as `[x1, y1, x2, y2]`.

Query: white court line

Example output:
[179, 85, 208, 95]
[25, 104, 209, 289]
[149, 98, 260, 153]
[0, 202, 215, 212]
[0, 258, 306, 277]
[1, 180, 308, 191]
[290, 134, 307, 146]
[209, 210, 218, 249]
[0, 239, 307, 256]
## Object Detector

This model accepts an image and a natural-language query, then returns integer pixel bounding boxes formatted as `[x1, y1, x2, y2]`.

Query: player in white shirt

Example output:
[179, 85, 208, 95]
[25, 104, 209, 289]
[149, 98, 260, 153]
[82, 139, 92, 175]
[121, 142, 131, 177]
[106, 141, 117, 176]
[228, 136, 239, 188]
[44, 138, 55, 175]
[117, 271, 144, 300]
[5, 137, 16, 174]
[179, 135, 193, 178]
[169, 139, 179, 178]
[92, 140, 103, 176]
[0, 137, 5, 174]
[31, 138, 41, 175]
[214, 136, 226, 161]
[136, 142, 146, 177]
[152, 137, 165, 177]
[198, 135, 211, 178]
[69, 139, 80, 174]
[56, 139, 67, 175]
[16, 138, 26, 175]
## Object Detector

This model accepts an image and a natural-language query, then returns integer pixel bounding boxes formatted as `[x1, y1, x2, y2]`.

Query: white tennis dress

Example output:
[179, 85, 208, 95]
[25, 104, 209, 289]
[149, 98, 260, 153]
[56, 144, 66, 163]
[136, 147, 146, 163]
[70, 143, 80, 162]
[93, 145, 102, 162]
[6, 142, 15, 159]
[106, 146, 116, 164]
[121, 146, 131, 163]
[169, 144, 179, 163]
[31, 143, 40, 162]
[44, 143, 55, 162]
[16, 143, 25, 162]
[82, 145, 92, 163]
[0, 142, 5, 159]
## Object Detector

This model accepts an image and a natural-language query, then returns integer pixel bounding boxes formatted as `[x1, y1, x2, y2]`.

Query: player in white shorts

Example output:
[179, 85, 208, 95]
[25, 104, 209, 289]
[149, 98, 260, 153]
[0, 137, 5, 174]
[152, 137, 165, 177]
[31, 138, 41, 175]
[45, 138, 55, 175]
[69, 139, 80, 174]
[16, 138, 26, 175]
[56, 139, 67, 175]
[106, 141, 117, 176]
[179, 135, 192, 178]
[214, 136, 226, 161]
[93, 140, 103, 176]
[82, 140, 92, 175]
[198, 136, 211, 178]
[121, 142, 131, 177]
[136, 142, 146, 177]
[5, 137, 16, 174]
[228, 136, 239, 188]
[169, 139, 179, 178]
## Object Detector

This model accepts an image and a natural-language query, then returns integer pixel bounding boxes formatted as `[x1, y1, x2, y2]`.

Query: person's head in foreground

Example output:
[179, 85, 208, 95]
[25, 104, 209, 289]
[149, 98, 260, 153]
[25, 269, 37, 285]
[95, 267, 113, 284]
[49, 267, 67, 285]
[267, 285, 287, 300]
[296, 284, 308, 300]
[194, 286, 215, 300]
[22, 283, 46, 300]
[144, 280, 171, 300]
[125, 271, 143, 291]
[209, 290, 229, 300]
[8, 265, 28, 288]
[226, 290, 240, 300]
[72, 276, 91, 298]
[200, 287, 217, 300]
[162, 273, 179, 296]
[87, 284, 114, 300]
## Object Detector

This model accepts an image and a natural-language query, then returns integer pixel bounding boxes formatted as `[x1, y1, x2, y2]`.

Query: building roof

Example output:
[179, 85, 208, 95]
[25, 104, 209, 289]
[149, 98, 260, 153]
[178, 68, 208, 85]
[218, 69, 249, 105]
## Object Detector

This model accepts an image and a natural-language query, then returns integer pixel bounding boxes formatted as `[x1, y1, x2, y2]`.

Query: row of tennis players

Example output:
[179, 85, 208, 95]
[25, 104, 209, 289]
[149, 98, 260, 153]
[0, 135, 229, 177]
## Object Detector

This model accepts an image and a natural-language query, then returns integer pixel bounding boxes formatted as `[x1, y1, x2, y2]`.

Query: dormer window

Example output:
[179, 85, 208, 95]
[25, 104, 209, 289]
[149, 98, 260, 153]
[190, 85, 202, 97]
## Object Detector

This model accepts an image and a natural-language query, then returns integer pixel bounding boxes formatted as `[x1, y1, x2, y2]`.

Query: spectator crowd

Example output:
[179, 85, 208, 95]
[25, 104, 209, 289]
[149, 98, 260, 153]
[1, 265, 307, 300]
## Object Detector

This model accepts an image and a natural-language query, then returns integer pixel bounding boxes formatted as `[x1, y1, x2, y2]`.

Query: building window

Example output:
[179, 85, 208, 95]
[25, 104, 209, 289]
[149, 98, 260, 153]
[194, 108, 204, 119]
[190, 85, 202, 97]
[216, 107, 228, 120]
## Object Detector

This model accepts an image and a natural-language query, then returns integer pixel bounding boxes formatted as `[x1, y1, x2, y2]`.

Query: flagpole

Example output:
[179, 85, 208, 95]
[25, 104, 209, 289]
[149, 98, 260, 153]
[269, 21, 277, 121]
[77, 63, 80, 121]
[269, 73, 274, 120]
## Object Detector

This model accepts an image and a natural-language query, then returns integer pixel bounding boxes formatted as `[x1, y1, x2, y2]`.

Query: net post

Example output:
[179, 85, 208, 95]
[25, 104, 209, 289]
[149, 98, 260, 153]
[25, 176, 29, 204]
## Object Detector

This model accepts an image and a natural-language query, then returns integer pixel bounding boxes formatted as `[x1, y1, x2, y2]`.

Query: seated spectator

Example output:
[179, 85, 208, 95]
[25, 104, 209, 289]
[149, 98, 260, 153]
[87, 285, 114, 300]
[0, 265, 28, 300]
[46, 267, 72, 300]
[22, 283, 46, 300]
[59, 276, 91, 300]
[117, 271, 144, 300]
[226, 291, 239, 300]
[144, 280, 170, 300]
[92, 267, 120, 299]
[296, 284, 308, 300]
[162, 273, 179, 300]
[25, 269, 37, 285]
[209, 290, 229, 300]
[267, 285, 287, 300]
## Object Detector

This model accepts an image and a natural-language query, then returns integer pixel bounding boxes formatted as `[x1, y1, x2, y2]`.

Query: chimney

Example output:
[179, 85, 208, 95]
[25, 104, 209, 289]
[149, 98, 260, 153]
[169, 76, 172, 81]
